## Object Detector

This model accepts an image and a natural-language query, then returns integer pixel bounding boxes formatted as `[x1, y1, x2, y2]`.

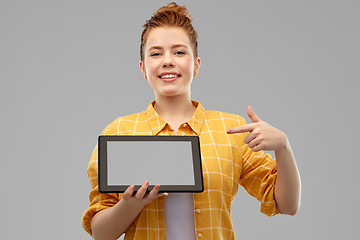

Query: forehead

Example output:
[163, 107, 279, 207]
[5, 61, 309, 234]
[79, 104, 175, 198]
[145, 27, 191, 50]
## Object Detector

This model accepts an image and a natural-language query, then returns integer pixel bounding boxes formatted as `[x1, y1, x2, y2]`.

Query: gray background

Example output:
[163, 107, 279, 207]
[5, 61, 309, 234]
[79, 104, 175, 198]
[1, 0, 359, 239]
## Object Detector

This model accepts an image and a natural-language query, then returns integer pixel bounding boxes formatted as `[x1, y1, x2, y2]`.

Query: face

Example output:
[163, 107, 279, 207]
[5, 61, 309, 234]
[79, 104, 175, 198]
[139, 27, 200, 98]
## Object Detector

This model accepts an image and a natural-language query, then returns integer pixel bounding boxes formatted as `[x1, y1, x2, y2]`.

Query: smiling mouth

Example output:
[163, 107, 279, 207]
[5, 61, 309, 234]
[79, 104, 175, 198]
[158, 74, 181, 82]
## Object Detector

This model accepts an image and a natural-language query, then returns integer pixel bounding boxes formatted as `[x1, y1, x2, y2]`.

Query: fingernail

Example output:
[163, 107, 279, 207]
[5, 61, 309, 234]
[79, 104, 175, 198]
[226, 129, 230, 133]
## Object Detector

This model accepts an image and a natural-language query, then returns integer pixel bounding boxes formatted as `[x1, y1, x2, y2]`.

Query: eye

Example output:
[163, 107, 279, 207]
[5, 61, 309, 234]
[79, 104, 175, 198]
[175, 51, 185, 55]
[150, 52, 161, 57]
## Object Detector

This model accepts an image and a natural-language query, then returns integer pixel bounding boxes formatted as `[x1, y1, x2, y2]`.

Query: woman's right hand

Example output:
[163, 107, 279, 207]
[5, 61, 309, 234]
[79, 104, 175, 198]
[91, 181, 167, 239]
[122, 180, 168, 209]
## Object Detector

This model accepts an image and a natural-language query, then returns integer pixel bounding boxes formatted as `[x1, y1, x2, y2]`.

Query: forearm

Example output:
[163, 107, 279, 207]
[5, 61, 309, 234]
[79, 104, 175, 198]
[91, 199, 145, 240]
[274, 140, 301, 215]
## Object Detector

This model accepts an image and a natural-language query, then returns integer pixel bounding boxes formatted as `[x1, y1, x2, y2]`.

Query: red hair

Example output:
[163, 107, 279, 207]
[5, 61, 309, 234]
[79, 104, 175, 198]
[140, 2, 198, 61]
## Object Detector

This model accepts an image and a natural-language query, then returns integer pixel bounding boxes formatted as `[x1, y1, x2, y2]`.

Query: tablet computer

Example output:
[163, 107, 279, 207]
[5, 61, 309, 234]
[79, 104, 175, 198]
[98, 135, 204, 193]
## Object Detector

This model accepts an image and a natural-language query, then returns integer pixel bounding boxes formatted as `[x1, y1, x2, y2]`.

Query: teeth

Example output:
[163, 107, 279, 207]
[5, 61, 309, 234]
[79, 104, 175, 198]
[160, 74, 179, 79]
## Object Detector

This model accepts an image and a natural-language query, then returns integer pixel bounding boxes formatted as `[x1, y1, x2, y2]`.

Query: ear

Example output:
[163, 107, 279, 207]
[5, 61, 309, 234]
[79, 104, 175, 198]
[139, 61, 147, 79]
[194, 57, 201, 77]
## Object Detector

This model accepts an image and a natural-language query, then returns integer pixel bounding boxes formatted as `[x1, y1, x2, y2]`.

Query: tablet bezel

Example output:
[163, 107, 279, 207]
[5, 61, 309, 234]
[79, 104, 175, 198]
[98, 135, 204, 193]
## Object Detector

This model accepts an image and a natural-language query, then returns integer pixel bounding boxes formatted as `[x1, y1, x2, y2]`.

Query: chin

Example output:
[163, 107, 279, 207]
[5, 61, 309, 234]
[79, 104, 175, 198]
[158, 88, 183, 96]
[157, 90, 187, 97]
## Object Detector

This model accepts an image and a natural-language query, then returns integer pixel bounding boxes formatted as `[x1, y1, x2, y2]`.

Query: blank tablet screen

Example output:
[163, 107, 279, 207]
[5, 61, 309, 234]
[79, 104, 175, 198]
[98, 136, 204, 193]
[107, 141, 193, 185]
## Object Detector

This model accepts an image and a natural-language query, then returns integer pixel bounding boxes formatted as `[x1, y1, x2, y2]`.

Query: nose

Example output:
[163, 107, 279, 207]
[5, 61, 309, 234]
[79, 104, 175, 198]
[162, 52, 174, 68]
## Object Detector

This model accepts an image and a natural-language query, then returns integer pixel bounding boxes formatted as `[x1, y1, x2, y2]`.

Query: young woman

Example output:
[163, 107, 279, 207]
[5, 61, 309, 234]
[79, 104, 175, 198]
[82, 2, 301, 240]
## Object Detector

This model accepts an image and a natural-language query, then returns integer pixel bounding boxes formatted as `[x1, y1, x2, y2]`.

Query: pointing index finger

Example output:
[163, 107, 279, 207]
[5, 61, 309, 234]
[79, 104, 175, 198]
[226, 123, 255, 134]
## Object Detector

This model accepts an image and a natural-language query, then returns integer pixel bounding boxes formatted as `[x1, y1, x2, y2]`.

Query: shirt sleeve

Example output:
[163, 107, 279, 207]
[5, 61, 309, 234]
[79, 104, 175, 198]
[238, 120, 280, 216]
[82, 143, 123, 236]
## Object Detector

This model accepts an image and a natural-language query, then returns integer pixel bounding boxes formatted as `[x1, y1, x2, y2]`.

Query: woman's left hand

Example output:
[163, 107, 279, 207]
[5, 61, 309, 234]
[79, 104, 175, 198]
[226, 106, 288, 152]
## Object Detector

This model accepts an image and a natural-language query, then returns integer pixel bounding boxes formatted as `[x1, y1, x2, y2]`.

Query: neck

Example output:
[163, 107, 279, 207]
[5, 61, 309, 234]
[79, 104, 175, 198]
[153, 94, 195, 122]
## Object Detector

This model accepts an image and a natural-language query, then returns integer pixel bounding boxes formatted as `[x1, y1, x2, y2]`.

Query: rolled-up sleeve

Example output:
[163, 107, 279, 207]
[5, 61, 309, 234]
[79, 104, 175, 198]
[82, 143, 122, 236]
[238, 131, 280, 217]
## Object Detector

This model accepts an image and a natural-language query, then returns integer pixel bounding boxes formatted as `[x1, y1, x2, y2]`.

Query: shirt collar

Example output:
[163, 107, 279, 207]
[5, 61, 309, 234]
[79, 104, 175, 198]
[145, 100, 206, 136]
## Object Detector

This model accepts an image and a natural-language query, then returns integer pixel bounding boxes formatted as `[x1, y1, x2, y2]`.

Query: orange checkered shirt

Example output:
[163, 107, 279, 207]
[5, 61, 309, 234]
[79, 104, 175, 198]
[82, 100, 280, 239]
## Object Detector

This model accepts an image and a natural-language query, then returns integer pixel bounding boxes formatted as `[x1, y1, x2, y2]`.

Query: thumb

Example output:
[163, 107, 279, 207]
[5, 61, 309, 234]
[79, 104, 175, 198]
[247, 105, 261, 123]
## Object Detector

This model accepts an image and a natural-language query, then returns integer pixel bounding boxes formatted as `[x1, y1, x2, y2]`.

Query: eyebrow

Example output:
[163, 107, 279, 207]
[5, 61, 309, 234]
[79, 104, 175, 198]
[147, 44, 188, 52]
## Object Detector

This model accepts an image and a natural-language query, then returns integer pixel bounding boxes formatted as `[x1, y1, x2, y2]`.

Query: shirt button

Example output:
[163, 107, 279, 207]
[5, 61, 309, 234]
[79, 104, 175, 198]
[183, 123, 187, 127]
[195, 209, 200, 214]
[198, 233, 202, 238]
[181, 132, 186, 136]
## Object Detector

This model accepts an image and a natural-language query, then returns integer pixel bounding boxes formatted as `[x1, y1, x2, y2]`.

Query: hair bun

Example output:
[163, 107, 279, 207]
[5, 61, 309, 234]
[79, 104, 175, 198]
[140, 2, 198, 61]
[155, 2, 192, 22]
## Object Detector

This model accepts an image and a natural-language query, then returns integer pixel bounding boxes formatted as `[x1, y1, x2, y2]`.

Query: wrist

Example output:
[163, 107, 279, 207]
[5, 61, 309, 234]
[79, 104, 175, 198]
[275, 131, 290, 152]
[118, 197, 146, 212]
